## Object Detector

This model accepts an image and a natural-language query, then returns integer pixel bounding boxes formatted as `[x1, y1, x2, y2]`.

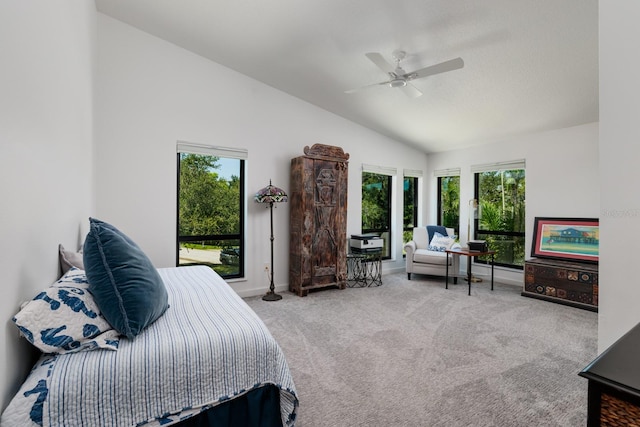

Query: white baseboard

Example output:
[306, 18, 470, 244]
[384, 266, 406, 275]
[453, 264, 524, 288]
[383, 264, 523, 287]
[234, 268, 523, 298]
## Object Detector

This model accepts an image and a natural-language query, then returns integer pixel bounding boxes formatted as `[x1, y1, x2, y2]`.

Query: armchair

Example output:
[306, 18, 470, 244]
[404, 226, 460, 282]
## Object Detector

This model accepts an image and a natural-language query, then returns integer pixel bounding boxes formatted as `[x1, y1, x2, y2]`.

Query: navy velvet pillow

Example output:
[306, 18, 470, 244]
[426, 225, 448, 243]
[83, 218, 168, 339]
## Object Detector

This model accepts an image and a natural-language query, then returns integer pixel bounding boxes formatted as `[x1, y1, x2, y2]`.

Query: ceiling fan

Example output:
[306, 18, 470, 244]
[345, 50, 464, 98]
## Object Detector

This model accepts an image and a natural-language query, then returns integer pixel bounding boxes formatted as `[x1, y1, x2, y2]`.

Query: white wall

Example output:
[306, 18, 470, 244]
[598, 3, 640, 352]
[426, 122, 599, 285]
[0, 1, 96, 412]
[95, 14, 428, 297]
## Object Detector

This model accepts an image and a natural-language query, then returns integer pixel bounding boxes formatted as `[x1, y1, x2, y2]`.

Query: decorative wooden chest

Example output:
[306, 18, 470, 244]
[523, 258, 598, 311]
[289, 144, 349, 296]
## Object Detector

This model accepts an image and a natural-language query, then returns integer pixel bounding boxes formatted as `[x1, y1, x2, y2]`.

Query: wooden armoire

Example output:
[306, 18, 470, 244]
[289, 144, 349, 296]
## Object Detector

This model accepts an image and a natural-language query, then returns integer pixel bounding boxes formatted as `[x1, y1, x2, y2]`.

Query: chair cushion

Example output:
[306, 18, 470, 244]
[413, 249, 450, 265]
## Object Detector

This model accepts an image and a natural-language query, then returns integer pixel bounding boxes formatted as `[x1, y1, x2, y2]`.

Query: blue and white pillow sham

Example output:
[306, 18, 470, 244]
[12, 268, 119, 354]
[53, 266, 90, 289]
[428, 231, 456, 252]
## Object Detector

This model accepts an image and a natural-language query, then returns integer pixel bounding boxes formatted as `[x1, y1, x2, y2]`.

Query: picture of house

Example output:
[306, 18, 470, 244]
[541, 225, 599, 257]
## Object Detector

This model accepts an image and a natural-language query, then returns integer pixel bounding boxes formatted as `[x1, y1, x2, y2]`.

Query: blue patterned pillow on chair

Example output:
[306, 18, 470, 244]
[12, 268, 119, 354]
[428, 232, 456, 252]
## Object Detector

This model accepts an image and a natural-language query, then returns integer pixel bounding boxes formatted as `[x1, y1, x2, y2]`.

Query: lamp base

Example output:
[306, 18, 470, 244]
[262, 291, 282, 301]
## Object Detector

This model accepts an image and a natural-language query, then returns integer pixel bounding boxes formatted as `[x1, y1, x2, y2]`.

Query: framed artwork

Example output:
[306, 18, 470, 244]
[531, 217, 599, 263]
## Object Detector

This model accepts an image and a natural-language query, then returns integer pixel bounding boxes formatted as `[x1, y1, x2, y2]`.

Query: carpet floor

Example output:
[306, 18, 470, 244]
[245, 272, 598, 427]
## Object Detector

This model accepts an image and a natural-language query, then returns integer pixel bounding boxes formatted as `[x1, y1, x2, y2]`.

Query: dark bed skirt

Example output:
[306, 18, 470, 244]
[174, 385, 284, 427]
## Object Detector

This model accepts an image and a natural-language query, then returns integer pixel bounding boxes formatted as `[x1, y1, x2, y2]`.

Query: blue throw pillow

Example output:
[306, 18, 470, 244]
[83, 218, 168, 339]
[426, 225, 448, 243]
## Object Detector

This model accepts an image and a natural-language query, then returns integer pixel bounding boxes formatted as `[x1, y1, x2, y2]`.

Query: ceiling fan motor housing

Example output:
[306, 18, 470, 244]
[346, 51, 463, 97]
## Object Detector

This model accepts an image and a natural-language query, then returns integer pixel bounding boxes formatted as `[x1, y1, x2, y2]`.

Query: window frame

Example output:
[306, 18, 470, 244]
[472, 164, 526, 270]
[176, 143, 246, 279]
[361, 165, 396, 260]
[437, 175, 461, 237]
[403, 175, 419, 244]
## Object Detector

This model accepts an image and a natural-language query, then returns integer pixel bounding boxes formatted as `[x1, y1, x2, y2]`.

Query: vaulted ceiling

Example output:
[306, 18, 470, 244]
[95, 0, 598, 153]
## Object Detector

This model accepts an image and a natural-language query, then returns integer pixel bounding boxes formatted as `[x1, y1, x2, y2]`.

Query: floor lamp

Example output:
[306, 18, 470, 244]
[255, 180, 288, 301]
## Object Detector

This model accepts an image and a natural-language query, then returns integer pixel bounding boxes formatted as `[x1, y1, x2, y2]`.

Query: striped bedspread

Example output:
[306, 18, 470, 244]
[1, 266, 298, 426]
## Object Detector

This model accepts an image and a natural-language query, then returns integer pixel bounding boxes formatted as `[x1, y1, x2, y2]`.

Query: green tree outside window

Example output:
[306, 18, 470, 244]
[177, 153, 244, 277]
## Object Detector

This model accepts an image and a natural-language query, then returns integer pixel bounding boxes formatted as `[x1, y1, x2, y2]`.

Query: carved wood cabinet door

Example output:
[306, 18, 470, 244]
[289, 144, 349, 296]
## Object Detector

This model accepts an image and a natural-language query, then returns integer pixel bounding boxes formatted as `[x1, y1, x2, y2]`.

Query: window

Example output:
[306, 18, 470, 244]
[472, 161, 526, 269]
[362, 165, 395, 259]
[403, 175, 419, 244]
[176, 143, 246, 279]
[437, 175, 460, 236]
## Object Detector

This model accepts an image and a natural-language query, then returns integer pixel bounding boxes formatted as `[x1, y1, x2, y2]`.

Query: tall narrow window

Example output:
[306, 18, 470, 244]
[473, 160, 526, 269]
[177, 143, 246, 279]
[362, 165, 395, 259]
[438, 176, 461, 236]
[403, 176, 419, 244]
[403, 168, 422, 245]
[435, 168, 461, 237]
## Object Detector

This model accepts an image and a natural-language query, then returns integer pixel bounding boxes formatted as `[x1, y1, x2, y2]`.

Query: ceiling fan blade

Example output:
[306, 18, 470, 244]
[344, 80, 389, 94]
[365, 52, 395, 74]
[409, 57, 464, 80]
[400, 83, 422, 98]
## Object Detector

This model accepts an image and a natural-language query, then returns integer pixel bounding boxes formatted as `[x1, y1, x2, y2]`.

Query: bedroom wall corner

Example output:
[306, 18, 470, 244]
[0, 1, 97, 412]
[425, 122, 599, 286]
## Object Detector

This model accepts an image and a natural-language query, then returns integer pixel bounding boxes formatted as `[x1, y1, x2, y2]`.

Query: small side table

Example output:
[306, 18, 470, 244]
[347, 250, 382, 287]
[445, 248, 496, 295]
[580, 322, 640, 426]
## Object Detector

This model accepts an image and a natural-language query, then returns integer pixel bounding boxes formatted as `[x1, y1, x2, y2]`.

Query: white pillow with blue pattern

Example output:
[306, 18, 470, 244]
[12, 267, 119, 354]
[428, 231, 456, 252]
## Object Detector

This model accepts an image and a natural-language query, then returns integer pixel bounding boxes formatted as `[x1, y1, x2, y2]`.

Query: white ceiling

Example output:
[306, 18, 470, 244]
[95, 0, 598, 153]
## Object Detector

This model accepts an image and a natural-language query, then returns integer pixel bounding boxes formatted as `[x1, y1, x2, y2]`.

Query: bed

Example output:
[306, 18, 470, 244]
[1, 264, 298, 426]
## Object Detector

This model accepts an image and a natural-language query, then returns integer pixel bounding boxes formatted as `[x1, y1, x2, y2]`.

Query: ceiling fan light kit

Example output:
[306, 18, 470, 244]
[346, 50, 464, 97]
[390, 79, 407, 88]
